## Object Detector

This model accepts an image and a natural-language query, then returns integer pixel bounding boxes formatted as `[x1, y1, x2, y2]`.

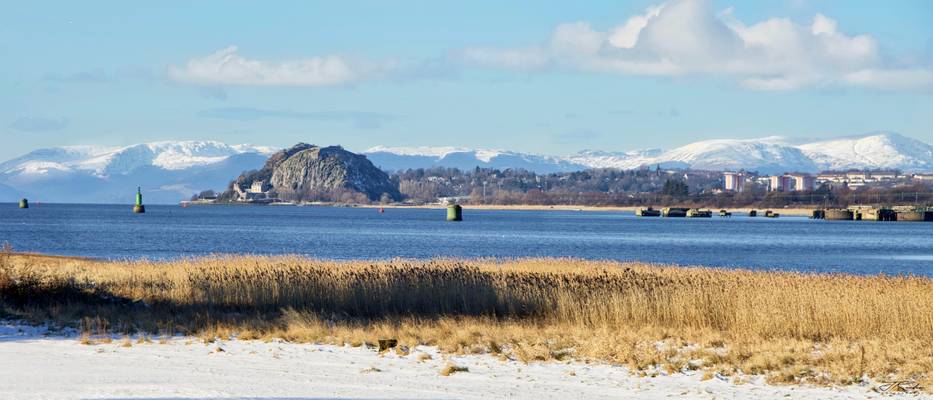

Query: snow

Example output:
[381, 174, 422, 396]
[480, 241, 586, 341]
[798, 132, 933, 171]
[1, 140, 276, 177]
[1, 133, 931, 183]
[6, 161, 73, 175]
[366, 133, 933, 173]
[0, 321, 901, 400]
[566, 149, 664, 169]
[653, 137, 818, 174]
[365, 145, 475, 158]
[364, 145, 512, 162]
[474, 149, 507, 163]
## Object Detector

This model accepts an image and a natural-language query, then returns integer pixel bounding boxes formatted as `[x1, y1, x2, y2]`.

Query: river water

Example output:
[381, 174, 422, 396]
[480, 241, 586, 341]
[1, 203, 930, 276]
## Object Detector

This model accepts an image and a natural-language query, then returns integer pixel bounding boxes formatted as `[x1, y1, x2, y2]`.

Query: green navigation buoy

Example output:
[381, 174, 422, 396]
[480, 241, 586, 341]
[19, 198, 28, 209]
[446, 204, 462, 221]
[133, 187, 146, 213]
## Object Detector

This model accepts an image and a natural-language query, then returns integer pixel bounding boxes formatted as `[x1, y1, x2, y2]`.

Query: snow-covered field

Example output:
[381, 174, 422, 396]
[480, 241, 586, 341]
[0, 322, 922, 400]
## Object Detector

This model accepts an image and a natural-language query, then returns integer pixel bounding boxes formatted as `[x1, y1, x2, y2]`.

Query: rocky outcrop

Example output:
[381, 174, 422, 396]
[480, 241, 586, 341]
[223, 144, 401, 202]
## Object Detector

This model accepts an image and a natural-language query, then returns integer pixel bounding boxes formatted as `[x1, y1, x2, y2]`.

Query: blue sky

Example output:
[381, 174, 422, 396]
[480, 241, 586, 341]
[2, 0, 932, 160]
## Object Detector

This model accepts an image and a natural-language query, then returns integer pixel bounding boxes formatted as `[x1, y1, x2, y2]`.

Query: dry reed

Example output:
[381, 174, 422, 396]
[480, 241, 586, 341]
[1, 253, 931, 390]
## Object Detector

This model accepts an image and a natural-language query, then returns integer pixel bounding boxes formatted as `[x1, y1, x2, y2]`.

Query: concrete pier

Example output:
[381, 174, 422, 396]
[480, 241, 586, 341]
[824, 209, 854, 220]
[662, 207, 689, 217]
[897, 210, 933, 221]
[635, 207, 661, 217]
[686, 209, 712, 218]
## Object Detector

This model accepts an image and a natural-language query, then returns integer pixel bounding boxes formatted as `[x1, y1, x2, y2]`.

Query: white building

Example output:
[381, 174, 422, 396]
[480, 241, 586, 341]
[249, 180, 270, 194]
[769, 174, 814, 192]
[723, 172, 745, 192]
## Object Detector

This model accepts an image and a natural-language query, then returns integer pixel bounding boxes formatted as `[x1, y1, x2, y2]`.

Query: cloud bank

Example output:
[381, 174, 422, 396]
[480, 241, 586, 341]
[168, 2, 932, 92]
[457, 0, 933, 91]
[169, 46, 394, 87]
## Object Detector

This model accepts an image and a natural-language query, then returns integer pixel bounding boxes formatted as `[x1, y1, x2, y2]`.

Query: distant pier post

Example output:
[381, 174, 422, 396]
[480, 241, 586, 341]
[19, 198, 28, 209]
[446, 204, 462, 221]
[133, 187, 146, 213]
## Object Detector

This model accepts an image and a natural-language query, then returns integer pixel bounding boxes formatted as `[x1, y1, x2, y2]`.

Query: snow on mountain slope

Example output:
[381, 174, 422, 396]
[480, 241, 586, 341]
[1, 141, 274, 177]
[366, 133, 932, 174]
[798, 132, 933, 171]
[655, 137, 818, 174]
[566, 149, 664, 170]
[0, 141, 275, 203]
[366, 139, 818, 174]
[364, 146, 584, 173]
[2, 133, 931, 203]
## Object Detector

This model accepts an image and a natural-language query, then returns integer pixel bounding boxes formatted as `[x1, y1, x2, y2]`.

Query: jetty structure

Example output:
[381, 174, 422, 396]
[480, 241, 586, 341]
[19, 198, 28, 209]
[662, 207, 689, 218]
[686, 209, 713, 218]
[818, 206, 931, 221]
[133, 187, 145, 214]
[635, 207, 661, 217]
[896, 207, 933, 221]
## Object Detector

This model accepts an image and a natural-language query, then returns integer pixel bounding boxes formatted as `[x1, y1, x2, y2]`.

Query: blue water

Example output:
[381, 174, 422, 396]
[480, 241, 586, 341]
[1, 203, 931, 276]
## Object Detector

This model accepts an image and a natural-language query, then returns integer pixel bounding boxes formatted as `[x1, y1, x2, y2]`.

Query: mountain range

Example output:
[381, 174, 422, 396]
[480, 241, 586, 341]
[1, 132, 930, 204]
[0, 141, 274, 204]
[365, 133, 932, 174]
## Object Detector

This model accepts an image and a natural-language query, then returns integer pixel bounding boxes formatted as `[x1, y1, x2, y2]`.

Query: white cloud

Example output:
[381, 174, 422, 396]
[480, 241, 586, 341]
[456, 0, 933, 92]
[608, 5, 664, 49]
[168, 46, 394, 87]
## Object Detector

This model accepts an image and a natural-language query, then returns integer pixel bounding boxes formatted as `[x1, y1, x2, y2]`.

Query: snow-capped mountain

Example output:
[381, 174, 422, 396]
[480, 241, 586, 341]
[364, 133, 932, 175]
[567, 137, 818, 173]
[364, 146, 584, 173]
[564, 149, 664, 170]
[798, 133, 933, 172]
[2, 133, 930, 204]
[0, 141, 274, 204]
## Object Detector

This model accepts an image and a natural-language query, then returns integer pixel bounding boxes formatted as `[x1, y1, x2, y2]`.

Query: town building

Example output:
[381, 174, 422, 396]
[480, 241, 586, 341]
[792, 174, 815, 192]
[768, 173, 814, 192]
[816, 170, 902, 188]
[723, 172, 746, 192]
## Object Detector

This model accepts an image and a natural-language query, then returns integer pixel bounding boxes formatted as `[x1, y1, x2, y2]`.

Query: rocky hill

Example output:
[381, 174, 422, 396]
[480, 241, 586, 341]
[223, 144, 401, 202]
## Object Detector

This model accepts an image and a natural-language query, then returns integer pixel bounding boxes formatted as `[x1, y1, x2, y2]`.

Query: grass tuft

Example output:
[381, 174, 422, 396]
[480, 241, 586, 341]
[440, 363, 469, 376]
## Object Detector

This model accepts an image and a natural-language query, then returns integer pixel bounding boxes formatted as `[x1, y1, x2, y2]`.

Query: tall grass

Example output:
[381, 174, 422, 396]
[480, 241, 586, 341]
[1, 254, 931, 389]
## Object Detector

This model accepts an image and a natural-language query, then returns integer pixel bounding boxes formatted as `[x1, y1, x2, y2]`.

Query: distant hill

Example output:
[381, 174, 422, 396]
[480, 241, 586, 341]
[365, 132, 933, 174]
[1, 133, 930, 204]
[0, 141, 273, 204]
[221, 143, 401, 202]
[364, 146, 584, 173]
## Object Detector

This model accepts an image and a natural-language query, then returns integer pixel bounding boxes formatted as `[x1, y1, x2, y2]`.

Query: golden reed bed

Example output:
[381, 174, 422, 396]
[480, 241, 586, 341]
[1, 253, 931, 390]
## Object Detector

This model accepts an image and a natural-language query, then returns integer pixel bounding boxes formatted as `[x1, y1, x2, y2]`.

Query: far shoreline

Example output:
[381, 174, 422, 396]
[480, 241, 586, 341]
[9, 200, 824, 217]
[357, 203, 817, 216]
